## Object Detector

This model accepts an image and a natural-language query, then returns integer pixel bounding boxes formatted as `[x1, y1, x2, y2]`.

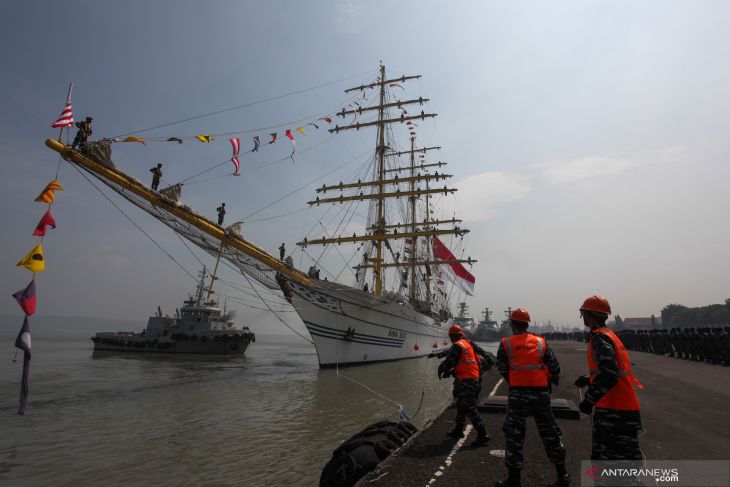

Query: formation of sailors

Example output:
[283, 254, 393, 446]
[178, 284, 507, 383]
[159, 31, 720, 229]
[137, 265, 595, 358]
[544, 326, 730, 366]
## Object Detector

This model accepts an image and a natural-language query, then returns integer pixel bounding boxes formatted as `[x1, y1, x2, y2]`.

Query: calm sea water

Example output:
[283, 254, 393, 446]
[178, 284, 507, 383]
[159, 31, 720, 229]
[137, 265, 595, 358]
[0, 331, 497, 486]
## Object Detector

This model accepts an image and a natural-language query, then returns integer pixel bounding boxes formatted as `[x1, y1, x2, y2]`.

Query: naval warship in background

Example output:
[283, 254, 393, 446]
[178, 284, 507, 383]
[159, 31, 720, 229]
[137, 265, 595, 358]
[92, 267, 255, 355]
[470, 307, 500, 342]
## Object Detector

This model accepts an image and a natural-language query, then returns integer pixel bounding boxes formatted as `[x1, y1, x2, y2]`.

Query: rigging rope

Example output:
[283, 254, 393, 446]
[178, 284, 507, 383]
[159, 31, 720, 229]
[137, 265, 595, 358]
[112, 69, 379, 138]
[68, 164, 197, 282]
[334, 339, 432, 422]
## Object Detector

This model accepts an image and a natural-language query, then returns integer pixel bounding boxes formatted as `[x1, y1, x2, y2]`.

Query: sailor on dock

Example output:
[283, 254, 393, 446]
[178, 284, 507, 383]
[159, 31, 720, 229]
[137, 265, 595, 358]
[216, 203, 226, 226]
[433, 324, 490, 447]
[496, 308, 568, 487]
[149, 163, 163, 191]
[574, 295, 643, 462]
[72, 116, 93, 149]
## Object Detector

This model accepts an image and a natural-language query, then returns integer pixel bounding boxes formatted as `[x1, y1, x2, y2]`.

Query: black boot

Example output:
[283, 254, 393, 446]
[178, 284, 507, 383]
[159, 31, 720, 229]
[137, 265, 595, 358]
[471, 426, 490, 447]
[550, 463, 570, 486]
[495, 468, 522, 487]
[447, 425, 464, 439]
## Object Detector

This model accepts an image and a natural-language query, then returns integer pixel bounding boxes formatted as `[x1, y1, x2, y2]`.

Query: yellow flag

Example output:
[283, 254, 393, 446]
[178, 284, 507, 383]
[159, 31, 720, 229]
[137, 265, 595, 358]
[17, 243, 45, 273]
[296, 127, 305, 135]
[35, 179, 64, 204]
[122, 136, 147, 147]
[195, 135, 214, 143]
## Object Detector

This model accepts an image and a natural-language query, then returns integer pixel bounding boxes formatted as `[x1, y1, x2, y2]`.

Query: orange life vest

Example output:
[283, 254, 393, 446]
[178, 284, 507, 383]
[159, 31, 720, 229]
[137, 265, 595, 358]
[502, 333, 549, 387]
[587, 327, 642, 411]
[454, 338, 480, 381]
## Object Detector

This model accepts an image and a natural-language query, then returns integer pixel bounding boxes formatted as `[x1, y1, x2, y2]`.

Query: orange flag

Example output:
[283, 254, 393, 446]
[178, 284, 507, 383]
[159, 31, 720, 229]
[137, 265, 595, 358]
[34, 179, 64, 204]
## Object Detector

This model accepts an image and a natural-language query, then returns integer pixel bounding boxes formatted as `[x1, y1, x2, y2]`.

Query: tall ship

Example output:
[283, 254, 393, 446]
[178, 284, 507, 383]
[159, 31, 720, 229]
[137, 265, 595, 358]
[46, 65, 477, 367]
[92, 267, 255, 355]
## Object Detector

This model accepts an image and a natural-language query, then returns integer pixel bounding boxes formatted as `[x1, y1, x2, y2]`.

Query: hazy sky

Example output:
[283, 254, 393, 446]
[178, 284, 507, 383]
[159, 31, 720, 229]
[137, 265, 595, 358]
[2, 1, 729, 335]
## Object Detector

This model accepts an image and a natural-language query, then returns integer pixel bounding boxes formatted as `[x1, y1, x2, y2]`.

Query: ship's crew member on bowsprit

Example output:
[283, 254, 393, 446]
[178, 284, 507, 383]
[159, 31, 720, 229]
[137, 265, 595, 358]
[279, 242, 286, 260]
[574, 295, 643, 461]
[216, 203, 226, 226]
[433, 324, 490, 447]
[149, 163, 163, 191]
[496, 308, 568, 487]
[72, 116, 93, 149]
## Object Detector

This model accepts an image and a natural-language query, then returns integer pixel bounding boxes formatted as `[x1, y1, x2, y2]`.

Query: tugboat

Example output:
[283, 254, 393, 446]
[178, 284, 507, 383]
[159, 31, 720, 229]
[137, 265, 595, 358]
[91, 267, 255, 355]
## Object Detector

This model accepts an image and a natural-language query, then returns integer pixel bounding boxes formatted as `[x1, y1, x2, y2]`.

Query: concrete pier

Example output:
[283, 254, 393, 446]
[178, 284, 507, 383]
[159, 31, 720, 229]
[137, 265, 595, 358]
[357, 341, 730, 486]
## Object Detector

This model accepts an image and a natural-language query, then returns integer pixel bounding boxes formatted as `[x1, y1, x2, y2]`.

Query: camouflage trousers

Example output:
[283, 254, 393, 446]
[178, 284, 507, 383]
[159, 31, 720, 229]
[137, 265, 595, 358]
[591, 409, 642, 460]
[452, 379, 484, 430]
[503, 388, 566, 469]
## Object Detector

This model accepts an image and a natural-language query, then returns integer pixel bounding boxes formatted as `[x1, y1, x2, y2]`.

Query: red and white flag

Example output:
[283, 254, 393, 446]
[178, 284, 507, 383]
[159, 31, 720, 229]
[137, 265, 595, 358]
[231, 156, 240, 176]
[432, 236, 475, 296]
[229, 138, 240, 156]
[51, 102, 74, 128]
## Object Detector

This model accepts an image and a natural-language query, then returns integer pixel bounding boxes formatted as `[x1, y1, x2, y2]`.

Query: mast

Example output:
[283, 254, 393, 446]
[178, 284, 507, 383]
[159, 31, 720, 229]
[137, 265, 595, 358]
[297, 64, 475, 304]
[374, 64, 386, 296]
[206, 245, 223, 300]
[408, 134, 416, 302]
[482, 308, 492, 324]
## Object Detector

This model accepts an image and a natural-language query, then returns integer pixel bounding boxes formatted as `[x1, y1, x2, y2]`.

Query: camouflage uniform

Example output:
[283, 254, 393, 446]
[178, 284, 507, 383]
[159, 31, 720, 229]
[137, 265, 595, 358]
[584, 330, 642, 460]
[496, 335, 566, 470]
[72, 118, 93, 149]
[437, 340, 493, 441]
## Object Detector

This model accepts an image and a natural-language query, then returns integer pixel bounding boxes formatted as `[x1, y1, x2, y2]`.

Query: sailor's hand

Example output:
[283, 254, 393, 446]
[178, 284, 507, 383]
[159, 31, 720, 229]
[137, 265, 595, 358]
[427, 352, 436, 358]
[579, 400, 594, 415]
[574, 375, 590, 388]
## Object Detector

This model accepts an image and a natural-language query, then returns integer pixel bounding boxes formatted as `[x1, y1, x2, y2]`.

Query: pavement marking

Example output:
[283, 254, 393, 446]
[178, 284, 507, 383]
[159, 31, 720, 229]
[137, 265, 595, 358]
[425, 378, 504, 486]
[489, 378, 504, 397]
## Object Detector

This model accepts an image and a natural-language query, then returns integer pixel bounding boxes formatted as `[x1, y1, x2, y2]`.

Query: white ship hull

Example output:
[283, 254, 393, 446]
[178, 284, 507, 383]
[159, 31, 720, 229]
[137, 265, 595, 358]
[289, 281, 451, 367]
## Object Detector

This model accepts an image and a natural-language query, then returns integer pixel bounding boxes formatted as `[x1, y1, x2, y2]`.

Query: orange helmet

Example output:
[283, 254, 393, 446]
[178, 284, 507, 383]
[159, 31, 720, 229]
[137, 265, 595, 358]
[580, 295, 611, 315]
[448, 324, 463, 336]
[510, 308, 531, 324]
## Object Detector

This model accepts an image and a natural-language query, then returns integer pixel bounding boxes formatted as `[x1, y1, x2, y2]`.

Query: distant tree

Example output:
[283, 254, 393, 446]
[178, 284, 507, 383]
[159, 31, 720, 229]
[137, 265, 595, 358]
[650, 314, 657, 328]
[661, 304, 687, 329]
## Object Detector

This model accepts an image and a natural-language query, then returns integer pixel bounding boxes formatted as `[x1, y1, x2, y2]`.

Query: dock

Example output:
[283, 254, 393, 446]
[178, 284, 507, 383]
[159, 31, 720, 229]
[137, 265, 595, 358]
[356, 341, 730, 486]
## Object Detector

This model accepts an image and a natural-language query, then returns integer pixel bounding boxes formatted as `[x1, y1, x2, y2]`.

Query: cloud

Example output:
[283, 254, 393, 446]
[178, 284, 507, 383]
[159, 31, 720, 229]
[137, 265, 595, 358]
[450, 171, 531, 222]
[534, 146, 687, 184]
[335, 0, 364, 34]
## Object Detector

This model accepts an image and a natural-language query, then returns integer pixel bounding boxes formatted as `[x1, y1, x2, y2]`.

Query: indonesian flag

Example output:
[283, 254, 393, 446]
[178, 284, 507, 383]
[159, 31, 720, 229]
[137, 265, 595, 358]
[432, 236, 475, 296]
[51, 102, 74, 128]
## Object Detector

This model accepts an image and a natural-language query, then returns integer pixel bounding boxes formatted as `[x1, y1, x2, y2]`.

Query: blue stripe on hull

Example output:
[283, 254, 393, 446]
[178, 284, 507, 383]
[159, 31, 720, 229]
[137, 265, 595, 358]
[304, 321, 404, 348]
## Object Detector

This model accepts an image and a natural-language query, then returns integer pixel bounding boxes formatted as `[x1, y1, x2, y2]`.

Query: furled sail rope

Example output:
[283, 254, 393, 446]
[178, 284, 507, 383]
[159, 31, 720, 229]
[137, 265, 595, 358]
[111, 69, 379, 138]
[334, 339, 431, 421]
